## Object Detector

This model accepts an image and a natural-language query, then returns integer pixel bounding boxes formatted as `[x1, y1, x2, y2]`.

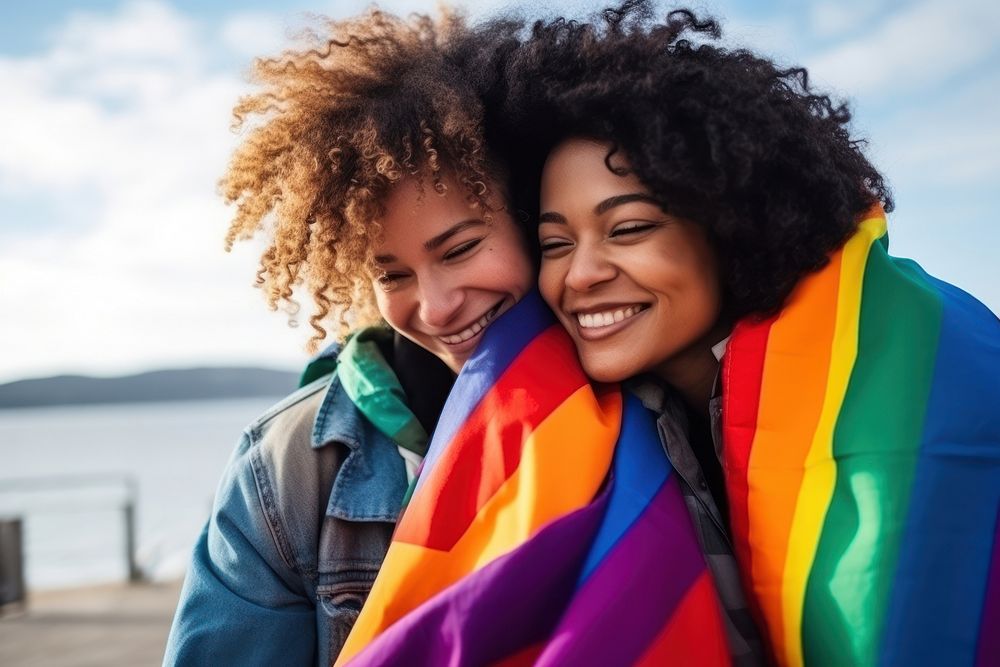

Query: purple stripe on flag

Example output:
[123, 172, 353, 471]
[976, 510, 1000, 667]
[345, 487, 610, 667]
[534, 476, 707, 666]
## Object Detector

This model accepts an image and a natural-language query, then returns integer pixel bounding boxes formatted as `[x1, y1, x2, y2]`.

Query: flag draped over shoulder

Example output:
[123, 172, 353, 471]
[336, 291, 731, 666]
[723, 207, 1000, 667]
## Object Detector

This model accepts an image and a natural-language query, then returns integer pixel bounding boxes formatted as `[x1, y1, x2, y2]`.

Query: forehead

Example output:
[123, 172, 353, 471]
[382, 175, 470, 221]
[375, 176, 478, 245]
[541, 138, 649, 203]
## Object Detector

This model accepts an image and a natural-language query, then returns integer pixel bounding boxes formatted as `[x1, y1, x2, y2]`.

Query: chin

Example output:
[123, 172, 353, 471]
[580, 354, 635, 384]
[441, 354, 465, 374]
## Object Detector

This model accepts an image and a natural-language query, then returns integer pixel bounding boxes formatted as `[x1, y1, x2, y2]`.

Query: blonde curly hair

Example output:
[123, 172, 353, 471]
[222, 8, 499, 351]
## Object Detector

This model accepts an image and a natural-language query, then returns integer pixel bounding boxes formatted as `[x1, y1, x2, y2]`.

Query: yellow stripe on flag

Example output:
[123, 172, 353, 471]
[780, 213, 886, 667]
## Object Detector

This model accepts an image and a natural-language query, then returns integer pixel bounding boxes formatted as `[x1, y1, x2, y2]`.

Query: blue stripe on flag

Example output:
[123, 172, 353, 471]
[879, 270, 1000, 666]
[578, 392, 671, 582]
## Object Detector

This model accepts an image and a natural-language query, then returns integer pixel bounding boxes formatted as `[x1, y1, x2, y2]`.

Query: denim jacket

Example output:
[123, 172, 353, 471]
[164, 342, 428, 666]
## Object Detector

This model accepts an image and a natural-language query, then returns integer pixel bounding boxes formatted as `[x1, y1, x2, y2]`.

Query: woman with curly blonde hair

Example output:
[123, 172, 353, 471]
[164, 8, 532, 665]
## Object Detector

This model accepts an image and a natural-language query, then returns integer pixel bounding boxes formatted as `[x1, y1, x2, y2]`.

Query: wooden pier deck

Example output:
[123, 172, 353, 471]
[0, 580, 182, 666]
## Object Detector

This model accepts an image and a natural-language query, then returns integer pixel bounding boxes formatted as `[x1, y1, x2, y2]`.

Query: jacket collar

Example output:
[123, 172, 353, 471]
[308, 340, 410, 522]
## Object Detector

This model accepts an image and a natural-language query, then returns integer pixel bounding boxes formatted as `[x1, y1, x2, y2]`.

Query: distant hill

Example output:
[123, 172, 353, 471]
[0, 367, 301, 409]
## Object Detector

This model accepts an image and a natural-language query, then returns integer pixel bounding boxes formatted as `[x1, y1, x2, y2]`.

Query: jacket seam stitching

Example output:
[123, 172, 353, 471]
[248, 442, 313, 578]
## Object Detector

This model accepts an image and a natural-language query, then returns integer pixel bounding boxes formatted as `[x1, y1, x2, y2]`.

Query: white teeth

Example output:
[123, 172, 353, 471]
[439, 304, 500, 345]
[576, 305, 644, 329]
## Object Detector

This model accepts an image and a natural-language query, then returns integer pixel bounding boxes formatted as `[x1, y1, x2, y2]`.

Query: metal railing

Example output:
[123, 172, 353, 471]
[0, 474, 143, 597]
[0, 517, 25, 611]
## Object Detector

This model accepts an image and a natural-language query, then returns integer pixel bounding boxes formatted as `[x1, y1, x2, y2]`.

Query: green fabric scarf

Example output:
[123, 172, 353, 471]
[300, 328, 428, 481]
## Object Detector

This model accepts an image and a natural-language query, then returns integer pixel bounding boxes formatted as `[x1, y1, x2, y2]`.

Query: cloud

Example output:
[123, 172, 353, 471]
[55, 0, 198, 63]
[2, 0, 997, 381]
[0, 63, 106, 190]
[808, 0, 891, 39]
[220, 11, 288, 60]
[0, 1, 311, 382]
[873, 72, 1000, 187]
[3, 0, 577, 383]
[717, 14, 801, 63]
[805, 0, 1000, 97]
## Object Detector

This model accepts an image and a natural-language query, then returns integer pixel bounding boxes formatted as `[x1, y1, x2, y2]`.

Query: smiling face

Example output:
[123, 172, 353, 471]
[538, 138, 724, 392]
[372, 174, 533, 373]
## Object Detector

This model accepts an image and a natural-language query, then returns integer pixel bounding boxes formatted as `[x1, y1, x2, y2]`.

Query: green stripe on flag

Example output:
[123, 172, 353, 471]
[803, 240, 943, 666]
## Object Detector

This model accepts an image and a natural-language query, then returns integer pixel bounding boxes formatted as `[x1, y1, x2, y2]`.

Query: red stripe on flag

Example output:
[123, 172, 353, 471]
[394, 325, 588, 550]
[491, 643, 545, 667]
[721, 313, 775, 639]
[634, 572, 731, 666]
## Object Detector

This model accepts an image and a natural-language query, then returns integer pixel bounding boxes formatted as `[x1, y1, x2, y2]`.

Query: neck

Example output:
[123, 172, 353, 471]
[654, 347, 719, 414]
[652, 323, 730, 413]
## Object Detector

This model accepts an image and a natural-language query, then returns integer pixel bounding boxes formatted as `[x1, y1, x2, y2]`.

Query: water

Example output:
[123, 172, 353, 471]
[0, 397, 282, 590]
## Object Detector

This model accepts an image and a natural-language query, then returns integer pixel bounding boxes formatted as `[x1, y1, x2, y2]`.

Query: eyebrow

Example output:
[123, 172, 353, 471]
[538, 211, 567, 225]
[594, 193, 661, 215]
[539, 193, 661, 225]
[373, 218, 485, 265]
[424, 219, 484, 251]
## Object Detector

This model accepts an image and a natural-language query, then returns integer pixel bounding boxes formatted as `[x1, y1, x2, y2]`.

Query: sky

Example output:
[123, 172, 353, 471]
[1, 0, 998, 383]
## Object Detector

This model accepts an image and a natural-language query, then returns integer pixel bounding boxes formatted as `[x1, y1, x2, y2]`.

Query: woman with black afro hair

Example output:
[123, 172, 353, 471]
[486, 2, 1000, 665]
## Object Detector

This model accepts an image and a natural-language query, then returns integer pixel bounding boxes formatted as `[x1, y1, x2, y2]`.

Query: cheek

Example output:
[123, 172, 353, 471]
[486, 232, 535, 297]
[373, 289, 403, 329]
[647, 236, 721, 320]
[698, 271, 722, 319]
[514, 253, 536, 297]
[537, 260, 564, 310]
[684, 249, 722, 323]
[668, 267, 720, 322]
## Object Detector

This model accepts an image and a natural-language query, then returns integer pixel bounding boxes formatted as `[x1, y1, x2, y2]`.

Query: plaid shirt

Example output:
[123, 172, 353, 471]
[628, 378, 768, 667]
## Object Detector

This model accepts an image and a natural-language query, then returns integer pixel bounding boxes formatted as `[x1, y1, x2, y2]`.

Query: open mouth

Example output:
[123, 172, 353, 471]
[575, 304, 649, 329]
[438, 299, 505, 346]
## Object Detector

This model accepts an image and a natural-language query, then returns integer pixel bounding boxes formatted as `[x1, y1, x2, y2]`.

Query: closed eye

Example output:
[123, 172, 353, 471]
[376, 272, 408, 290]
[539, 238, 573, 255]
[444, 238, 483, 261]
[611, 222, 657, 237]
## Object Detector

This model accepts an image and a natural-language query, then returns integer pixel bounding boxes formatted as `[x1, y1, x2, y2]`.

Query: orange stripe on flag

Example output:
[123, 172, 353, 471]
[744, 244, 842, 658]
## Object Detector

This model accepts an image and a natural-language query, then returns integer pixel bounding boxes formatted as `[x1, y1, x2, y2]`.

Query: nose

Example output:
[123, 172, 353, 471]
[417, 272, 464, 329]
[564, 242, 617, 292]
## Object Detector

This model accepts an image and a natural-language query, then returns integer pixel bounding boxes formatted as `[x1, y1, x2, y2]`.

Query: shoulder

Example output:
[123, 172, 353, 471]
[245, 374, 332, 460]
[225, 371, 349, 580]
[244, 339, 345, 462]
[244, 368, 349, 490]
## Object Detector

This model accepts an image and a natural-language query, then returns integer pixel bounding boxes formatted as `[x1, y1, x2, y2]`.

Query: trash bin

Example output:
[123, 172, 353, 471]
[0, 517, 26, 610]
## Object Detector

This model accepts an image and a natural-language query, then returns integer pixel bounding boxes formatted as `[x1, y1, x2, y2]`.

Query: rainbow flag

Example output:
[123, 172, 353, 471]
[335, 291, 731, 666]
[722, 207, 1000, 666]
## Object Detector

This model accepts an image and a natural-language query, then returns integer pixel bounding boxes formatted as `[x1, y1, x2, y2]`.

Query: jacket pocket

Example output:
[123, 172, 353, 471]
[317, 575, 377, 661]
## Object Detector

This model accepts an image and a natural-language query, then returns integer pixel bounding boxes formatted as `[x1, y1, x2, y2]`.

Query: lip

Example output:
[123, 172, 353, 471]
[568, 303, 650, 342]
[436, 298, 507, 351]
